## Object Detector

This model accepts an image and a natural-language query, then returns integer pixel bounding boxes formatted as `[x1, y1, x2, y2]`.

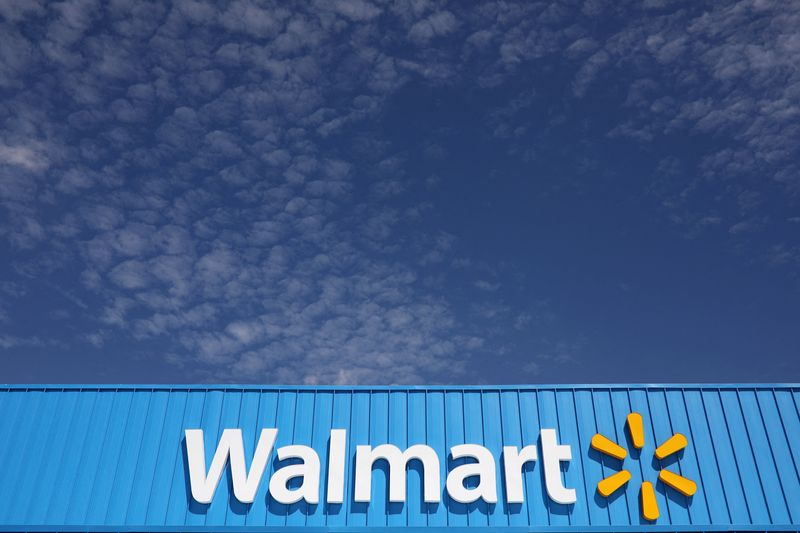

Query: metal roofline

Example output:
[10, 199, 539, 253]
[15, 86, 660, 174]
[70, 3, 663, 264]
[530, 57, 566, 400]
[1, 382, 799, 391]
[0, 525, 798, 533]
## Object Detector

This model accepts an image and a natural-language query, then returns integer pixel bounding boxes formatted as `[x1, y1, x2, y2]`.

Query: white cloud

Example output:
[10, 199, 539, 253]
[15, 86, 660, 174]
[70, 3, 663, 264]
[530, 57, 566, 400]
[408, 11, 457, 44]
[0, 143, 49, 171]
[328, 0, 381, 21]
[474, 280, 500, 291]
[109, 260, 150, 289]
[0, 334, 47, 349]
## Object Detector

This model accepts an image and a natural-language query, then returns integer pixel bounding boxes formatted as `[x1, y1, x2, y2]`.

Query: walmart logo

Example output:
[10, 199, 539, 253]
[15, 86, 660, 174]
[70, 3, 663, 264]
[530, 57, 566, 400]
[591, 413, 697, 521]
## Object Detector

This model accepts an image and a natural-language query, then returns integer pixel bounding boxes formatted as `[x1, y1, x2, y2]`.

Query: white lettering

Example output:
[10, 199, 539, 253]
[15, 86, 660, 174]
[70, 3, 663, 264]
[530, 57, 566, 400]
[184, 427, 575, 507]
[354, 444, 440, 502]
[269, 445, 320, 504]
[503, 445, 538, 503]
[326, 429, 347, 503]
[541, 428, 576, 504]
[446, 444, 497, 504]
[185, 428, 277, 504]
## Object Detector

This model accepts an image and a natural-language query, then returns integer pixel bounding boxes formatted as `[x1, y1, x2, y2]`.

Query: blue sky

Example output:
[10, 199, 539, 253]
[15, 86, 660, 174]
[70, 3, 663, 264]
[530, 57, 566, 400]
[1, 0, 799, 384]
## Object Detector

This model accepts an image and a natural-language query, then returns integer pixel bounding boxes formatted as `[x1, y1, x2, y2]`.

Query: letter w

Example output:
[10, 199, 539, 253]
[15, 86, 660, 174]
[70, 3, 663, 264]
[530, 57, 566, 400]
[185, 428, 277, 504]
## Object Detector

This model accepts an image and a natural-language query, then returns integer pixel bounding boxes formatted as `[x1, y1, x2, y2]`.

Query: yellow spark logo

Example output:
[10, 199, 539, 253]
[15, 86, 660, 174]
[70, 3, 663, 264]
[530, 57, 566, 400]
[591, 413, 697, 521]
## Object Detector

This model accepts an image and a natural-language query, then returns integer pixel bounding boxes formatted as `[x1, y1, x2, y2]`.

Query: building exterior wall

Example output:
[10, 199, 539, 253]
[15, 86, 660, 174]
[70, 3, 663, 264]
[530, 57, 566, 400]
[0, 384, 798, 532]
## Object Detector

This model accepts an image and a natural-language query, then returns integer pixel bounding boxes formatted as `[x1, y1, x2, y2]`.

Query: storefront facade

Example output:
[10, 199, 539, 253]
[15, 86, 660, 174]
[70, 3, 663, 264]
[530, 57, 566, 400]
[0, 384, 798, 532]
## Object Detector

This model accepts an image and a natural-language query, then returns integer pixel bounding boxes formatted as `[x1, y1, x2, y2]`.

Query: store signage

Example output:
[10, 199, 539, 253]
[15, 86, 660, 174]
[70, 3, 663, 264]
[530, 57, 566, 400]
[185, 411, 696, 521]
[186, 427, 575, 506]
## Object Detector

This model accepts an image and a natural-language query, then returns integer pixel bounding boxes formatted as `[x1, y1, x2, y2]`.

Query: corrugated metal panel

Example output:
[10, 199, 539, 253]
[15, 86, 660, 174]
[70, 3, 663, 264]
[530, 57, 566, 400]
[0, 384, 798, 532]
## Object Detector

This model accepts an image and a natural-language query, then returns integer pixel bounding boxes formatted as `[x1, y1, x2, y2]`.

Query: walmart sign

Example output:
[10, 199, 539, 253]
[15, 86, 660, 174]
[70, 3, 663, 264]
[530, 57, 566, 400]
[186, 412, 693, 521]
[187, 427, 576, 506]
[0, 385, 798, 532]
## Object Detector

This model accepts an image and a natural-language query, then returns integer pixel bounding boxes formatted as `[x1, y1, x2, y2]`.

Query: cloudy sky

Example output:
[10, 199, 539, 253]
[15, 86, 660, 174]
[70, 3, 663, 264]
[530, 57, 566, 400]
[1, 0, 799, 385]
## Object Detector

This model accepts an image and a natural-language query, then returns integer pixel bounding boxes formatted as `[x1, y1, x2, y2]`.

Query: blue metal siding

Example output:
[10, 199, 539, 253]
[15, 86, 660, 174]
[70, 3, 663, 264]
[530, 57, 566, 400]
[0, 385, 798, 532]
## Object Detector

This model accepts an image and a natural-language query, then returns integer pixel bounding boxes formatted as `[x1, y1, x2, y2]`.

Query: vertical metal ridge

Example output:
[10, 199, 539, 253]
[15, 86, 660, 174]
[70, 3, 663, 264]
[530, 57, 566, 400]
[736, 389, 787, 524]
[570, 390, 592, 526]
[772, 388, 800, 521]
[44, 390, 99, 525]
[13, 389, 68, 525]
[700, 389, 741, 524]
[24, 390, 81, 525]
[683, 389, 729, 524]
[753, 389, 798, 523]
[716, 389, 754, 524]
[114, 391, 149, 520]
[401, 391, 409, 528]
[0, 390, 24, 478]
[640, 390, 670, 523]
[64, 390, 115, 524]
[178, 390, 209, 525]
[86, 390, 136, 524]
[0, 390, 45, 523]
[533, 389, 552, 526]
[216, 390, 244, 525]
[143, 390, 189, 526]
[115, 390, 158, 524]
